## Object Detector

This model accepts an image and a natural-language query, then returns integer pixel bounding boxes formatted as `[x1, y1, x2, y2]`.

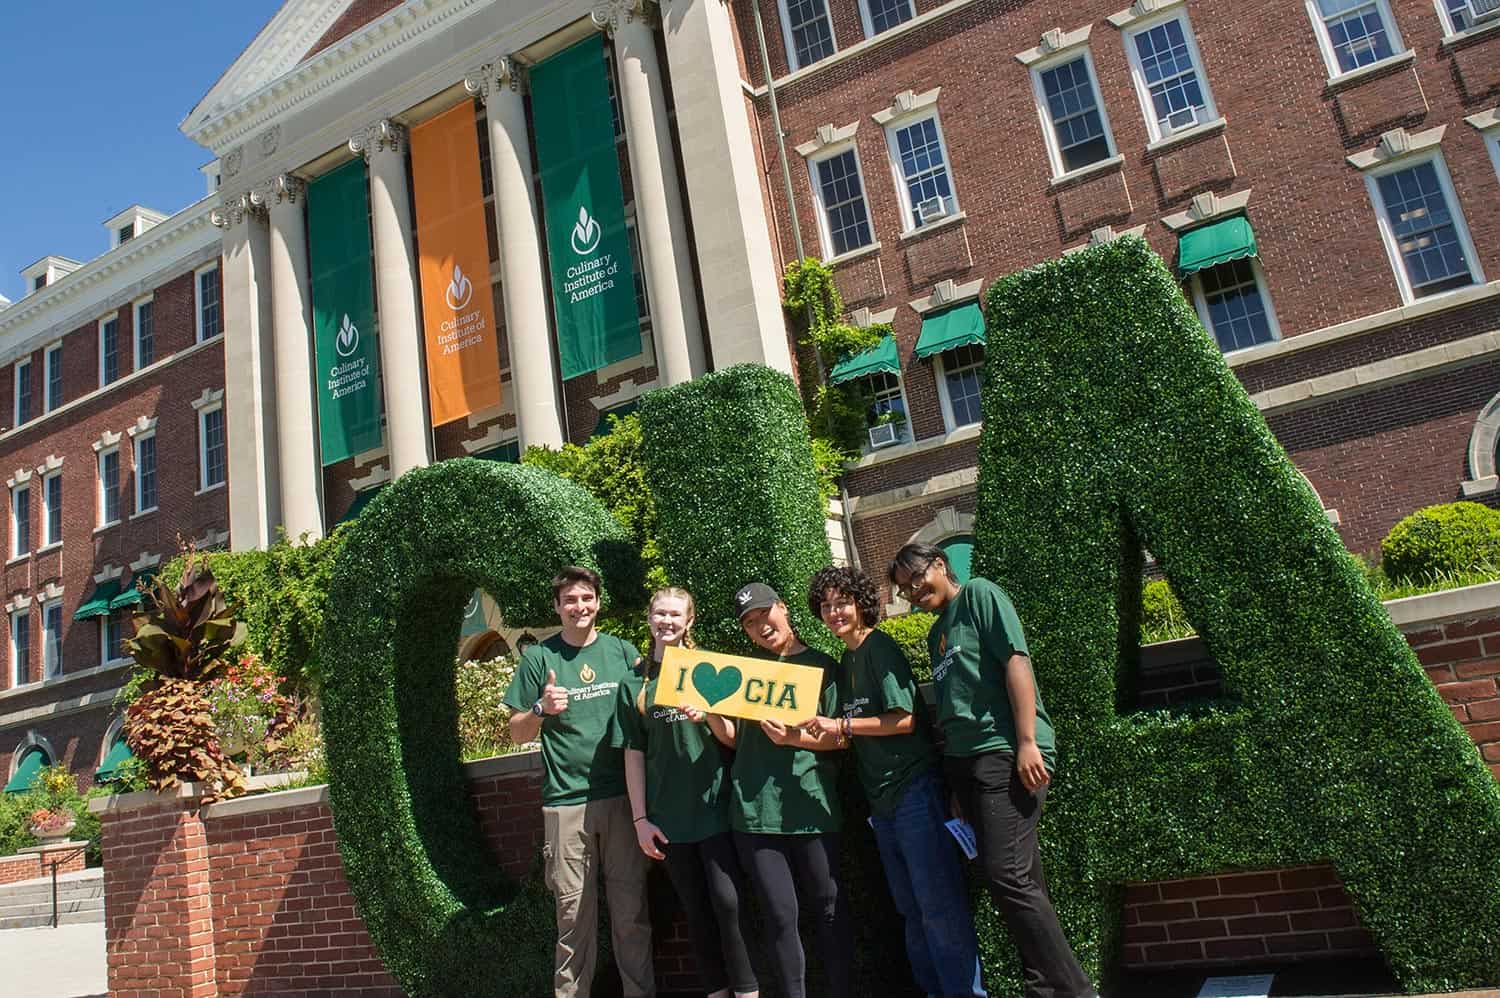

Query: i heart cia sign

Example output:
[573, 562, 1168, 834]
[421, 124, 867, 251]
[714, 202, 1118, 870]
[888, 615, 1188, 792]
[655, 646, 826, 725]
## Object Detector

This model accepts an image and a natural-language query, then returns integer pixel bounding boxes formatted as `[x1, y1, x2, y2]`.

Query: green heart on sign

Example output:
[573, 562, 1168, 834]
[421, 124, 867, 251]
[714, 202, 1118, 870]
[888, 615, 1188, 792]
[692, 662, 743, 707]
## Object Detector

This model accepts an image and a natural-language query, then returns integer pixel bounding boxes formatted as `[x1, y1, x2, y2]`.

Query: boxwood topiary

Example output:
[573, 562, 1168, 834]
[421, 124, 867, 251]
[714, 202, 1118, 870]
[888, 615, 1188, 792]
[1381, 501, 1500, 582]
[973, 236, 1500, 993]
[319, 458, 641, 996]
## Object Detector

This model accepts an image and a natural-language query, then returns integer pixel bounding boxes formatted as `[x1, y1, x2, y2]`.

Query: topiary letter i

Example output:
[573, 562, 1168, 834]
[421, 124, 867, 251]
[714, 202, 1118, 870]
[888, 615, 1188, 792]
[973, 237, 1500, 992]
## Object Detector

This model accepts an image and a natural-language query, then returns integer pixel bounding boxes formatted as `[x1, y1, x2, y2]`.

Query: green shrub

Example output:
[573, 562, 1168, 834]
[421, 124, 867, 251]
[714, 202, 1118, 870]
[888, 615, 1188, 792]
[454, 655, 525, 760]
[639, 363, 836, 655]
[974, 236, 1500, 992]
[1140, 579, 1193, 644]
[877, 612, 936, 681]
[320, 458, 642, 996]
[783, 258, 885, 454]
[0, 765, 106, 865]
[1381, 501, 1500, 582]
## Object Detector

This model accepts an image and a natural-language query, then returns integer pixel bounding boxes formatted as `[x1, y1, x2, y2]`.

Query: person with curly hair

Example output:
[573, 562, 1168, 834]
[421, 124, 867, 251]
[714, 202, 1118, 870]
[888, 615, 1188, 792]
[801, 565, 987, 998]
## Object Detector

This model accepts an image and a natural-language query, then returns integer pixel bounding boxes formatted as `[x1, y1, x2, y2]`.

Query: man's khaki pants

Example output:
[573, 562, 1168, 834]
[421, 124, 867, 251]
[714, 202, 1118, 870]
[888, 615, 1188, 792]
[543, 794, 654, 997]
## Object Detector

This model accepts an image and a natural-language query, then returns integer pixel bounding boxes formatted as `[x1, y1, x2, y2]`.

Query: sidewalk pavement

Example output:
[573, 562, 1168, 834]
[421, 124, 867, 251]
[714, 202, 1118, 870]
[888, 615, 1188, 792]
[0, 922, 105, 998]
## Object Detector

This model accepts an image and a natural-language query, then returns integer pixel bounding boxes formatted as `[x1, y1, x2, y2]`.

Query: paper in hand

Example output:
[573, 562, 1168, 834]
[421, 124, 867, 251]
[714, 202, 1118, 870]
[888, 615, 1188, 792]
[945, 818, 979, 860]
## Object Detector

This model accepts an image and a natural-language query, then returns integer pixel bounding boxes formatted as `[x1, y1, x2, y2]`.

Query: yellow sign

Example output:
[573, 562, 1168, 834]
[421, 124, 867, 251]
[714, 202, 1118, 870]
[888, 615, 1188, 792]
[654, 646, 827, 726]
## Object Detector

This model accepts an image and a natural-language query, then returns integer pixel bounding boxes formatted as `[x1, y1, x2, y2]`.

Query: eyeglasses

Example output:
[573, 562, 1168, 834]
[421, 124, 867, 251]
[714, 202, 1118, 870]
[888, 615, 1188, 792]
[894, 558, 936, 600]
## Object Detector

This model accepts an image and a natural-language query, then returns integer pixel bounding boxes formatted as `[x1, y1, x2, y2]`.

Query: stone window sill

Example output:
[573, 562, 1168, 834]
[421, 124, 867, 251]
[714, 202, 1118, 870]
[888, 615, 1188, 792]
[827, 242, 882, 267]
[36, 542, 61, 555]
[898, 212, 968, 242]
[94, 520, 121, 536]
[1049, 154, 1125, 189]
[1324, 50, 1415, 91]
[6, 553, 29, 567]
[1146, 117, 1227, 154]
[1441, 19, 1500, 48]
[129, 507, 158, 521]
[195, 481, 226, 497]
[850, 422, 982, 470]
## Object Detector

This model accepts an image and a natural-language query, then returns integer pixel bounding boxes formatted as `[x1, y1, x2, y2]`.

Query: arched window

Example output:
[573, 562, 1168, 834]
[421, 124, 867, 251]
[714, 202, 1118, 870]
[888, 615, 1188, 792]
[939, 534, 975, 584]
[4, 744, 51, 795]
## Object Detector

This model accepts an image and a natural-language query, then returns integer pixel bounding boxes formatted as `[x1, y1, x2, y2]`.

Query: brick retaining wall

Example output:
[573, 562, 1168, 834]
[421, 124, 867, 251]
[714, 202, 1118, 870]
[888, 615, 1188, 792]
[0, 840, 86, 886]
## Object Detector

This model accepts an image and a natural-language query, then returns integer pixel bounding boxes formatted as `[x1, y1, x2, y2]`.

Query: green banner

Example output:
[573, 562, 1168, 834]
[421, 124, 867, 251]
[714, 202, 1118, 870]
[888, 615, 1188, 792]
[309, 159, 384, 465]
[532, 35, 642, 380]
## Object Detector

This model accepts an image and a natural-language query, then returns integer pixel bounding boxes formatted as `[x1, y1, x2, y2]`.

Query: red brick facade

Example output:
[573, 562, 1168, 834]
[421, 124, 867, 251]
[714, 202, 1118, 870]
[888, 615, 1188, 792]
[0, 840, 86, 886]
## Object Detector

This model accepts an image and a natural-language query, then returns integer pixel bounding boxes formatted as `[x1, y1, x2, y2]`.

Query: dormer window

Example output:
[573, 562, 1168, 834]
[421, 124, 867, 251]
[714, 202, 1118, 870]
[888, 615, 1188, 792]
[33, 275, 46, 292]
[118, 224, 134, 245]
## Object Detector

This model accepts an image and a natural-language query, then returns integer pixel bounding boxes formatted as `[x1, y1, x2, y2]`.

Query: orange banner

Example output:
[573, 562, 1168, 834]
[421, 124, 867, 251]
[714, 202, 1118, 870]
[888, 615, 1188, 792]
[411, 102, 502, 426]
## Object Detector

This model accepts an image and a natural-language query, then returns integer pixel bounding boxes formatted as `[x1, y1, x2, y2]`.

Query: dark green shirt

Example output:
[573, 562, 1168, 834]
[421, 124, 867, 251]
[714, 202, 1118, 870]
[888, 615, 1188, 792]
[926, 578, 1057, 768]
[501, 633, 643, 806]
[729, 645, 842, 835]
[836, 629, 939, 816]
[612, 661, 731, 843]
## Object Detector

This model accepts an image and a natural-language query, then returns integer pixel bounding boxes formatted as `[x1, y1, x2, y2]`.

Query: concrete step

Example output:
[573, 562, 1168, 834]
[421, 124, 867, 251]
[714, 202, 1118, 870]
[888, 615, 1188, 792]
[0, 869, 104, 928]
[0, 906, 103, 930]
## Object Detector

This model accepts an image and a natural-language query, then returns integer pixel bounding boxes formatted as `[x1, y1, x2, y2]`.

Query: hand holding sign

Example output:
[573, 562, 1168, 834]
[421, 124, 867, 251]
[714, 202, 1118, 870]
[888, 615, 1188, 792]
[655, 647, 826, 726]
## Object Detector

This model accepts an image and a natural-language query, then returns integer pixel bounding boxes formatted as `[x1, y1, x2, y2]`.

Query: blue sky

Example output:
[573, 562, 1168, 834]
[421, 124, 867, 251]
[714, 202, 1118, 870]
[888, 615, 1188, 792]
[0, 2, 284, 303]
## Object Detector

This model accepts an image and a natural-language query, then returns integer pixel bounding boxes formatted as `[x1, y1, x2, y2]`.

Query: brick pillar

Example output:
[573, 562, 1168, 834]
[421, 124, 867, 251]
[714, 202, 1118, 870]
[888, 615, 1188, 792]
[95, 788, 218, 998]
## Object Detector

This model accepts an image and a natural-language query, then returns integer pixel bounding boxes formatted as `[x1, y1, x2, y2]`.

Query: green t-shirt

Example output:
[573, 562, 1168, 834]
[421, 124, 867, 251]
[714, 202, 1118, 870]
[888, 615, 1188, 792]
[611, 662, 731, 843]
[926, 577, 1057, 768]
[728, 645, 842, 835]
[836, 629, 939, 816]
[501, 632, 643, 806]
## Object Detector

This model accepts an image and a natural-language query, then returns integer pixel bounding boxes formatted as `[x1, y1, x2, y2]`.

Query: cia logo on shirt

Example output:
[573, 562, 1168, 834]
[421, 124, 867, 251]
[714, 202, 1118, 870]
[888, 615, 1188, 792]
[580, 665, 596, 684]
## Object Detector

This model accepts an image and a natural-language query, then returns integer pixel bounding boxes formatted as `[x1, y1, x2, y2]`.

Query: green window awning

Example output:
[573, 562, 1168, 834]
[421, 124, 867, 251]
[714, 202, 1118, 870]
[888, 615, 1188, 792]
[940, 534, 975, 585]
[1177, 215, 1258, 276]
[592, 400, 640, 439]
[913, 303, 986, 359]
[829, 335, 901, 385]
[95, 738, 135, 784]
[4, 748, 49, 795]
[110, 567, 157, 611]
[337, 486, 386, 525]
[74, 579, 123, 620]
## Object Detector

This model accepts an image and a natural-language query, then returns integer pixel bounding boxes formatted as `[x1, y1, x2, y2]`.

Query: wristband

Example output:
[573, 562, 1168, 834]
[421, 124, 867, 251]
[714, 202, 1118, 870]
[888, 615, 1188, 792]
[633, 815, 647, 824]
[531, 700, 545, 717]
[841, 715, 852, 741]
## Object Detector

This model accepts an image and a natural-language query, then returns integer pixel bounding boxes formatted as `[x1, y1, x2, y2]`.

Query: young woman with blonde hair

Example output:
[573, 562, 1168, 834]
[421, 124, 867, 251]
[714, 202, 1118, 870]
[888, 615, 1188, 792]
[613, 587, 760, 998]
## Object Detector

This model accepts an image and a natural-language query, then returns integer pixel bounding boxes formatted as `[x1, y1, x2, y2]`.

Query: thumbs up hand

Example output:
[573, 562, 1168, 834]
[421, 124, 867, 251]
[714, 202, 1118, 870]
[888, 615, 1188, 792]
[540, 669, 570, 716]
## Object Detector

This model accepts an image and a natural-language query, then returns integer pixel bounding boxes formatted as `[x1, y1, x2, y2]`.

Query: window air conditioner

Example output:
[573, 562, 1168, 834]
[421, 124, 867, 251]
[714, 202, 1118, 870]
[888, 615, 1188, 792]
[1466, 0, 1500, 22]
[917, 197, 949, 223]
[1164, 106, 1199, 134]
[868, 423, 900, 448]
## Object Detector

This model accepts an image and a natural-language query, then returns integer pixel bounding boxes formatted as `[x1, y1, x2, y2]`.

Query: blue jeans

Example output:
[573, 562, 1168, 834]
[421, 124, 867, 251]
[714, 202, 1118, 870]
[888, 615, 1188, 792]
[869, 769, 987, 998]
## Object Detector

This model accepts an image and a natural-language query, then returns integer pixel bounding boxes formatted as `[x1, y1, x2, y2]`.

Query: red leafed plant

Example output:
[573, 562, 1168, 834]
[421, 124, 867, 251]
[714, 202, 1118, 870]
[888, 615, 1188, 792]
[28, 808, 73, 833]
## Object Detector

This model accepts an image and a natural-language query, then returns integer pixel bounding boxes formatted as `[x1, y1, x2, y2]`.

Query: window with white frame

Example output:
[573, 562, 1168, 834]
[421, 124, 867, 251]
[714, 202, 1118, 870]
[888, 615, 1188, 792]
[100, 315, 121, 387]
[9, 610, 30, 686]
[98, 448, 121, 527]
[604, 47, 625, 143]
[135, 433, 157, 514]
[887, 115, 959, 231]
[44, 343, 62, 413]
[13, 358, 32, 427]
[937, 343, 985, 430]
[1308, 0, 1401, 76]
[862, 0, 914, 36]
[859, 371, 909, 447]
[810, 147, 876, 257]
[1033, 51, 1117, 175]
[10, 484, 29, 558]
[196, 265, 221, 342]
[200, 404, 227, 490]
[781, 0, 837, 70]
[1485, 129, 1500, 182]
[626, 219, 651, 323]
[134, 298, 154, 368]
[42, 600, 62, 679]
[1191, 257, 1279, 352]
[100, 610, 127, 665]
[1367, 154, 1480, 300]
[1437, 0, 1477, 33]
[1124, 12, 1217, 141]
[42, 472, 61, 547]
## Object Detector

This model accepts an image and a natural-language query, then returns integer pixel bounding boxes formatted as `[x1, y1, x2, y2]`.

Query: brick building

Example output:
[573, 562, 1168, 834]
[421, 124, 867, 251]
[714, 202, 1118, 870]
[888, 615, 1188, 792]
[4, 0, 1500, 791]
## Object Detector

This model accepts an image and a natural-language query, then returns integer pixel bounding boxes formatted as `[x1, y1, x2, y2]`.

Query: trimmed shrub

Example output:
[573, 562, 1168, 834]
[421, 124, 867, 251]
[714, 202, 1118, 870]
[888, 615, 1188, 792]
[974, 237, 1500, 992]
[1381, 501, 1500, 582]
[319, 458, 641, 996]
[639, 363, 836, 654]
[876, 612, 936, 680]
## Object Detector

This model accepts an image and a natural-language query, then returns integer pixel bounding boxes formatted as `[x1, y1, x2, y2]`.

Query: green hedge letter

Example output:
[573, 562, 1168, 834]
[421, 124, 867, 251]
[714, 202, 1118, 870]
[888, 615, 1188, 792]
[973, 238, 1500, 992]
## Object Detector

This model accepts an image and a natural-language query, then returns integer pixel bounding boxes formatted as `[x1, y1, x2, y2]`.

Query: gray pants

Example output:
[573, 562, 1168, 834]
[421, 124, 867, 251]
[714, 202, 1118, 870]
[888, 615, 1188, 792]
[543, 794, 655, 998]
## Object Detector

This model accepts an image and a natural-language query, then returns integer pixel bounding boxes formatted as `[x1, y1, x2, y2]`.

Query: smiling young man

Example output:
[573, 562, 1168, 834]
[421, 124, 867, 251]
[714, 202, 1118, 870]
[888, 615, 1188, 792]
[502, 565, 654, 998]
[887, 543, 1097, 998]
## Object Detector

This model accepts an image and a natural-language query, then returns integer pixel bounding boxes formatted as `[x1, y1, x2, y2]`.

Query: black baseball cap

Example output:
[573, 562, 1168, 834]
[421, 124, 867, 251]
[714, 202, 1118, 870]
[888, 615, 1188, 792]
[733, 582, 781, 620]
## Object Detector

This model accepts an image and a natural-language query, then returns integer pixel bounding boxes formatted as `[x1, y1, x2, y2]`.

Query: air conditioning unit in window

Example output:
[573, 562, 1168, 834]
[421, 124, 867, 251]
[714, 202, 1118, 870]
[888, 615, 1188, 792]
[1164, 106, 1199, 134]
[868, 423, 901, 449]
[1466, 0, 1500, 22]
[917, 197, 950, 223]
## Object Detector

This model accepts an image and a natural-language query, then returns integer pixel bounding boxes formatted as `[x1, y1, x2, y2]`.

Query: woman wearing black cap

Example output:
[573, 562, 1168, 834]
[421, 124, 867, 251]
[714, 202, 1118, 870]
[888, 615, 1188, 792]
[701, 582, 851, 998]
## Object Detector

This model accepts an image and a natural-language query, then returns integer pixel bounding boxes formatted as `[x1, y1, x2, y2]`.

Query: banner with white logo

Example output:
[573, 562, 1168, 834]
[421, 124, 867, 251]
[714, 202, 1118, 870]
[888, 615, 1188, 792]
[532, 35, 643, 380]
[309, 158, 384, 465]
[411, 102, 503, 425]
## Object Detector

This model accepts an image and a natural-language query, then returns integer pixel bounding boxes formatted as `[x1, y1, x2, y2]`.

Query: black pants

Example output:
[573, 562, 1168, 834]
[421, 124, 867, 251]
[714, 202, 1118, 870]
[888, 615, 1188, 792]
[661, 832, 759, 996]
[733, 831, 851, 998]
[948, 752, 1095, 998]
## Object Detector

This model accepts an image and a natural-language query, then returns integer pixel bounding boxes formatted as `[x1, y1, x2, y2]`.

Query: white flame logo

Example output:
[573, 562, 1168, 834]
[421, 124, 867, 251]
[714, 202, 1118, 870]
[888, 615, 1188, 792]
[336, 314, 359, 357]
[570, 205, 601, 256]
[445, 264, 473, 312]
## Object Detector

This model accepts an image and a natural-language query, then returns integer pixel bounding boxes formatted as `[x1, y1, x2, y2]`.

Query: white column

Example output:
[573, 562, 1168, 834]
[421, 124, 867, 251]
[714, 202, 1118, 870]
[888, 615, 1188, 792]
[262, 175, 324, 542]
[212, 193, 281, 551]
[599, 3, 705, 385]
[468, 61, 565, 450]
[660, 0, 794, 374]
[349, 121, 432, 476]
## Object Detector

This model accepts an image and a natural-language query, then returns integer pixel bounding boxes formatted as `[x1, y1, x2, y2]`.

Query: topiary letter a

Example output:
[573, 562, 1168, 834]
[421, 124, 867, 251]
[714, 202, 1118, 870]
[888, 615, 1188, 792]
[973, 237, 1500, 992]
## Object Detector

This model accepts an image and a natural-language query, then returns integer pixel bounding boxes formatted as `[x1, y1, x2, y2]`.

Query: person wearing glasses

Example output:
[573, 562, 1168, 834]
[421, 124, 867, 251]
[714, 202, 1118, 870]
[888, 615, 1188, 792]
[800, 565, 987, 998]
[887, 543, 1097, 998]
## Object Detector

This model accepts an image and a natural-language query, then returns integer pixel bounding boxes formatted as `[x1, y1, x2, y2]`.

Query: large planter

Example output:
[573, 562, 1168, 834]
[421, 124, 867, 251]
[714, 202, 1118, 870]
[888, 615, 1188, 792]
[29, 818, 75, 843]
